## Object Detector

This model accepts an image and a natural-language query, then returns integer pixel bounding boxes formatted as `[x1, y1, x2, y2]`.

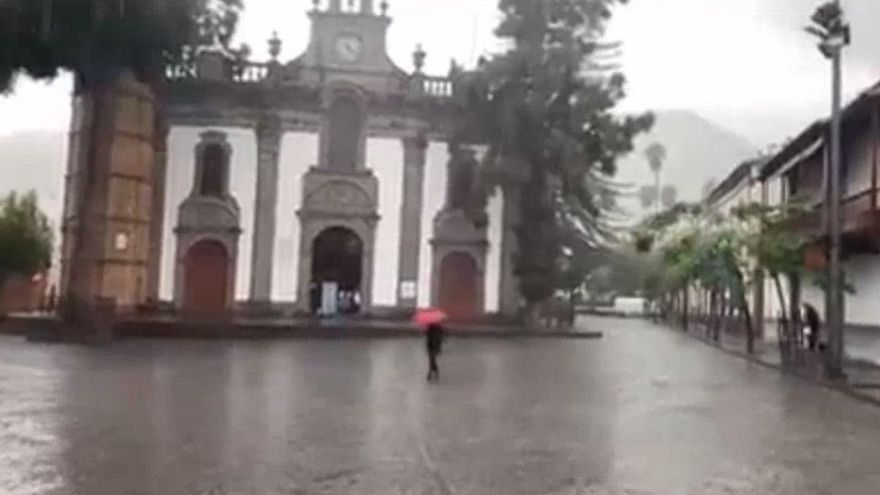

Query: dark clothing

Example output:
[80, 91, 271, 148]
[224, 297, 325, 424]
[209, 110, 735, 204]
[428, 352, 439, 381]
[309, 284, 321, 315]
[804, 304, 821, 351]
[425, 324, 445, 381]
[426, 324, 445, 354]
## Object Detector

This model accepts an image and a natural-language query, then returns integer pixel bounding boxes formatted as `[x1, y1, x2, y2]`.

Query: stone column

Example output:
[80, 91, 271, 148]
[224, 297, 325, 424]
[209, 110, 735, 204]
[396, 135, 427, 308]
[249, 115, 282, 304]
[498, 183, 522, 317]
[59, 71, 156, 312]
[146, 114, 169, 302]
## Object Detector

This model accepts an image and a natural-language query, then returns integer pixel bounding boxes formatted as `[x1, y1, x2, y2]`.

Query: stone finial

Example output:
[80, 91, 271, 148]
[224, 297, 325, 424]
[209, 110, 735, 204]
[380, 0, 389, 16]
[413, 44, 426, 73]
[329, 0, 342, 12]
[312, 0, 320, 11]
[362, 0, 374, 14]
[268, 31, 282, 61]
[347, 0, 356, 12]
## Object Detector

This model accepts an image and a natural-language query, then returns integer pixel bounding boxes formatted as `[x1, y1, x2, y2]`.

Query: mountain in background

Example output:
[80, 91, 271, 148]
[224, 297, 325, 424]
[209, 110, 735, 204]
[614, 109, 758, 223]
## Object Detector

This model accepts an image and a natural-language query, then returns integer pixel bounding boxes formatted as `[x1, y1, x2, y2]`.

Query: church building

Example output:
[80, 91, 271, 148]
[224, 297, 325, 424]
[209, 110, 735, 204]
[61, 0, 523, 320]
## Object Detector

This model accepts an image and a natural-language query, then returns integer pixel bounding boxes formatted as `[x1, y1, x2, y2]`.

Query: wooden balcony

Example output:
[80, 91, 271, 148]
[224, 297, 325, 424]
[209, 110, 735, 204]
[789, 188, 880, 254]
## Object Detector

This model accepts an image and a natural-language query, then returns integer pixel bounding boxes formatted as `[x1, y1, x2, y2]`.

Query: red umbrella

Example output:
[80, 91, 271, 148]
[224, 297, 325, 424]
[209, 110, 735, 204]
[413, 307, 448, 328]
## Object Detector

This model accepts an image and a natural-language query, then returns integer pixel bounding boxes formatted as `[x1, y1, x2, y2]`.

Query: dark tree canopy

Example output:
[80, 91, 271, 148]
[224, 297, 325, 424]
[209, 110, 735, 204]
[466, 0, 653, 305]
[0, 0, 243, 91]
[0, 191, 53, 283]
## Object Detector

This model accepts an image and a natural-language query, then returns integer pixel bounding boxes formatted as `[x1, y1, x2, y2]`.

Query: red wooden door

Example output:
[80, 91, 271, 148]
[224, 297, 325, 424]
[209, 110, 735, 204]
[438, 252, 479, 319]
[183, 240, 229, 315]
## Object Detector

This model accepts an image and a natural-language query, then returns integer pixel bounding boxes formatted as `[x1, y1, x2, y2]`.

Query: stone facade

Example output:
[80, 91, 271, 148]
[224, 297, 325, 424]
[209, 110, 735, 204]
[296, 168, 380, 312]
[148, 1, 523, 317]
[59, 71, 155, 310]
[173, 131, 241, 309]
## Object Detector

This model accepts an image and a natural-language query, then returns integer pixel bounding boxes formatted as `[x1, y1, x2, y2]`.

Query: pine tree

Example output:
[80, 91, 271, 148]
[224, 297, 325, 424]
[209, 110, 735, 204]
[469, 0, 653, 309]
[0, 0, 243, 91]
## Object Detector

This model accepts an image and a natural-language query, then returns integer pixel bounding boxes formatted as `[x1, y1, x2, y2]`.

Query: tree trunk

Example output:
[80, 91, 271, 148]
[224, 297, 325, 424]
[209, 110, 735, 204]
[0, 273, 6, 318]
[735, 270, 755, 354]
[788, 273, 803, 351]
[773, 274, 789, 325]
[710, 288, 720, 342]
[682, 287, 689, 331]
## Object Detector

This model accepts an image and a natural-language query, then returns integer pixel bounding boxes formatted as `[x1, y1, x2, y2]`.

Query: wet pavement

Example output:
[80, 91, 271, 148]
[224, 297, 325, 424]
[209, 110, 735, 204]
[3, 317, 880, 494]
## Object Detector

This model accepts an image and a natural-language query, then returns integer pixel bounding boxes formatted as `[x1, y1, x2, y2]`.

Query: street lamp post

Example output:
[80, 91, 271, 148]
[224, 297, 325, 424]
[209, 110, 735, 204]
[807, 0, 850, 379]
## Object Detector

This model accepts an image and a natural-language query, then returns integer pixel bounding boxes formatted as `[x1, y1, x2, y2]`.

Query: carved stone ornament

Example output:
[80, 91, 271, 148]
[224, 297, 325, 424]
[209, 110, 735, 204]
[307, 181, 372, 211]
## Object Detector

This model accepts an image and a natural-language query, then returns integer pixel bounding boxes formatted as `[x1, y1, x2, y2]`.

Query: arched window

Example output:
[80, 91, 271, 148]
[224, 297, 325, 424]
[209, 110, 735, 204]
[327, 96, 364, 171]
[200, 143, 227, 197]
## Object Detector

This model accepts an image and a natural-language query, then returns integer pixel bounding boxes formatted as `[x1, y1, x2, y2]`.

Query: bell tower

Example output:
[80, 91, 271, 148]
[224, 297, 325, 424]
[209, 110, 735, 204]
[299, 0, 397, 76]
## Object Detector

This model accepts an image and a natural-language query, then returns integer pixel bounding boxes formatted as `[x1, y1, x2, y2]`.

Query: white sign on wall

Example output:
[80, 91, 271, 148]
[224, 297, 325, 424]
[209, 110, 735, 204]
[399, 281, 417, 300]
[321, 282, 339, 316]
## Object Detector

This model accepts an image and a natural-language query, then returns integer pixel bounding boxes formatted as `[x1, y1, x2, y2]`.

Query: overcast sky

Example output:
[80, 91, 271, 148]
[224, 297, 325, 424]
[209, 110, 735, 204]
[1, 0, 880, 145]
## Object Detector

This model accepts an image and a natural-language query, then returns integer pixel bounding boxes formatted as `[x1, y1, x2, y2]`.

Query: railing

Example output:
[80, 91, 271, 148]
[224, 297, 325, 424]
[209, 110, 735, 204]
[232, 62, 269, 83]
[421, 76, 453, 98]
[165, 64, 197, 81]
[789, 187, 879, 238]
[164, 59, 272, 84]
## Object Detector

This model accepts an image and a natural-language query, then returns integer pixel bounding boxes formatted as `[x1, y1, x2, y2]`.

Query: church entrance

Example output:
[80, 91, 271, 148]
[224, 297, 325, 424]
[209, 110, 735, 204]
[311, 227, 364, 315]
[183, 240, 229, 315]
[438, 252, 480, 320]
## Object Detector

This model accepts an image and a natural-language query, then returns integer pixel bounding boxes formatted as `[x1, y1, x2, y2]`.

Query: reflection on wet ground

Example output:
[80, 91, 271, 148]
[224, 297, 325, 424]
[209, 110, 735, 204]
[3, 316, 880, 494]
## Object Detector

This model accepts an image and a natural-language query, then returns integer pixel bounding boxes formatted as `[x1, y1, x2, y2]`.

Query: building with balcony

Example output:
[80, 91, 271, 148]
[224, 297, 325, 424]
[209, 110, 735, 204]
[759, 80, 880, 328]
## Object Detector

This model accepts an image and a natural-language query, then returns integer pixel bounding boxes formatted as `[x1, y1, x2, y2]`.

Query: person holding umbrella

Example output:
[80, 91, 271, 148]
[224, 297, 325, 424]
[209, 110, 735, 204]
[415, 308, 448, 382]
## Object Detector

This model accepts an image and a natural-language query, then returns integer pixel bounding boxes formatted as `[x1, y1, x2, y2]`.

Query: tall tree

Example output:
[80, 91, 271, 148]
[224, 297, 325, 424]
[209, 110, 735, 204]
[0, 191, 53, 307]
[0, 0, 243, 91]
[468, 0, 653, 312]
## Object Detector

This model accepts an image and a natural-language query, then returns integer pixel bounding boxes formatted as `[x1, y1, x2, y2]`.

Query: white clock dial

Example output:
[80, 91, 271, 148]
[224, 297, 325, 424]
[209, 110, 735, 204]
[335, 35, 364, 63]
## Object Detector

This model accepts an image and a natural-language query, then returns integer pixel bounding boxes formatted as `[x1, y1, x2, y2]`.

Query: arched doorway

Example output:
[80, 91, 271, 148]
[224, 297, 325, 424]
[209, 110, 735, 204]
[311, 227, 363, 314]
[438, 252, 480, 319]
[183, 240, 229, 315]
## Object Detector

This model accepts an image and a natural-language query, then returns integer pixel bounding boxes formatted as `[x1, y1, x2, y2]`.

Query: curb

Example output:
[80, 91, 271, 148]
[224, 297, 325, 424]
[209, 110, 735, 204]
[3, 317, 603, 342]
[678, 326, 880, 409]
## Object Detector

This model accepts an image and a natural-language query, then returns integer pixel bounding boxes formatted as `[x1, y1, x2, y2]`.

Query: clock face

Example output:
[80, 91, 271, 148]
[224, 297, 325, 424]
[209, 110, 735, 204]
[335, 35, 364, 63]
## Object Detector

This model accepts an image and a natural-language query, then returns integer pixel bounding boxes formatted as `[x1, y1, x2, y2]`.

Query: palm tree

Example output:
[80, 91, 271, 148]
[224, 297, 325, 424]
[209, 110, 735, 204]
[645, 143, 667, 213]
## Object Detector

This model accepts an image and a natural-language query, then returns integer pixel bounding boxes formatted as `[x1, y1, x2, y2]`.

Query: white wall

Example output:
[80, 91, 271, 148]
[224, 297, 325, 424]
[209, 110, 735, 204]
[485, 193, 503, 313]
[162, 130, 502, 311]
[271, 132, 318, 302]
[419, 142, 448, 307]
[366, 138, 403, 306]
[161, 126, 257, 301]
[843, 254, 880, 326]
[785, 254, 880, 328]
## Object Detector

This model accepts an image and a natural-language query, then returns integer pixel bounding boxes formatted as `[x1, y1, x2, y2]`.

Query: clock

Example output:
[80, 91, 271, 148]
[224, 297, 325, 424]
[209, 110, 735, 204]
[335, 34, 364, 63]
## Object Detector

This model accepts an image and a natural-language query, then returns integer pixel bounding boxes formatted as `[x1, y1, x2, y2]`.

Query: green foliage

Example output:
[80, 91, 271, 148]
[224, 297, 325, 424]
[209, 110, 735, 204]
[582, 245, 660, 299]
[731, 200, 809, 278]
[467, 0, 653, 304]
[0, 0, 243, 91]
[0, 191, 53, 282]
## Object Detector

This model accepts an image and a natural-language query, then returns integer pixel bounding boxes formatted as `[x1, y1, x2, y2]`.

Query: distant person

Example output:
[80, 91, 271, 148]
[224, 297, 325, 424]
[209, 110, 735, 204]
[46, 285, 57, 315]
[803, 303, 821, 351]
[309, 283, 321, 315]
[425, 323, 446, 382]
